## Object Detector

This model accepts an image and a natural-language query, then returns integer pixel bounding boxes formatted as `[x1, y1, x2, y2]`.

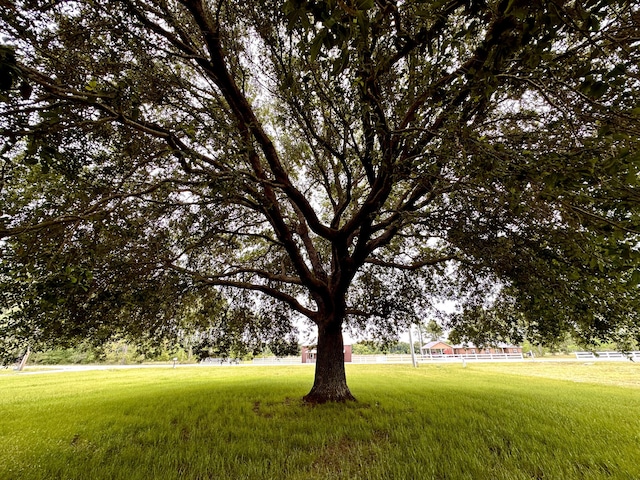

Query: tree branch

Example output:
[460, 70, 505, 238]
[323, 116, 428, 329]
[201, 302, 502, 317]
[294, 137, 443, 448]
[365, 255, 457, 271]
[167, 262, 317, 319]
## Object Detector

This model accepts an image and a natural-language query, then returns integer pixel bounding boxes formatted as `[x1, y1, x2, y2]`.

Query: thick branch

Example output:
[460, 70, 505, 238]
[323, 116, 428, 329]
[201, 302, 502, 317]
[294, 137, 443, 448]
[168, 262, 317, 319]
[179, 0, 337, 242]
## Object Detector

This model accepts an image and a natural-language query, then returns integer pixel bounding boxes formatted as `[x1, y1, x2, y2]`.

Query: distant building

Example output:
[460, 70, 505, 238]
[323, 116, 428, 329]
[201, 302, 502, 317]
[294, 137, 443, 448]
[302, 345, 352, 363]
[421, 341, 522, 356]
[421, 341, 454, 355]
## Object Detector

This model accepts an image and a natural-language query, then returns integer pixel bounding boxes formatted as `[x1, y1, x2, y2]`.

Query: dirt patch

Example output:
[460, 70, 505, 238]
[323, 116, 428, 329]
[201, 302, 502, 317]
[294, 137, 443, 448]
[252, 401, 273, 418]
[312, 437, 359, 471]
[311, 432, 389, 474]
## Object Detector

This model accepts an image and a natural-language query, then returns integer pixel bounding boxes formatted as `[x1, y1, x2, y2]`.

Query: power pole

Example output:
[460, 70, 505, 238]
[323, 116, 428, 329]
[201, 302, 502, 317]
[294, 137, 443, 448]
[17, 346, 31, 371]
[408, 326, 418, 368]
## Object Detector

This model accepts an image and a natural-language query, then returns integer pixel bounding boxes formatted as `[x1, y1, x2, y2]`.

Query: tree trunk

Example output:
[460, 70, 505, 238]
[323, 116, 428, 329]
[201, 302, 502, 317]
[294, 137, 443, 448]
[303, 321, 356, 404]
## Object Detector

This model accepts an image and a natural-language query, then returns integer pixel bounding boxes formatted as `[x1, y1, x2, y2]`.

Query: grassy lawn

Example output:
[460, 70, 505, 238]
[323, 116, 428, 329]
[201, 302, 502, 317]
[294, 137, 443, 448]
[1, 362, 639, 479]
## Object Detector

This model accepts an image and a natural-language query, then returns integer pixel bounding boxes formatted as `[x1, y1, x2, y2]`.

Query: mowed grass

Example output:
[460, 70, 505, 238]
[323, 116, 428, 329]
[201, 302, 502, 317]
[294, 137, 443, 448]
[1, 362, 639, 480]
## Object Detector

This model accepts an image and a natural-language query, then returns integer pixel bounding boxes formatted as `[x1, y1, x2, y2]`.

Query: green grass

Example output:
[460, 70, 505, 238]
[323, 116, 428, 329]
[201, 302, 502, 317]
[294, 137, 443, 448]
[1, 362, 639, 479]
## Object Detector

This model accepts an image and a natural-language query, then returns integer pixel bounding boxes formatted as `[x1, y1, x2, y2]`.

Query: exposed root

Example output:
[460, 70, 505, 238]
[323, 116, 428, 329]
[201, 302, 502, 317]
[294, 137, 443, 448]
[302, 390, 357, 405]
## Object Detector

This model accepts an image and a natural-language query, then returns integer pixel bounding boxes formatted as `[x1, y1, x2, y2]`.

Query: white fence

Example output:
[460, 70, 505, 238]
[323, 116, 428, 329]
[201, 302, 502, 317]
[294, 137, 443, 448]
[221, 353, 528, 366]
[196, 351, 640, 366]
[251, 356, 301, 365]
[575, 351, 640, 361]
[201, 357, 242, 365]
[351, 353, 524, 364]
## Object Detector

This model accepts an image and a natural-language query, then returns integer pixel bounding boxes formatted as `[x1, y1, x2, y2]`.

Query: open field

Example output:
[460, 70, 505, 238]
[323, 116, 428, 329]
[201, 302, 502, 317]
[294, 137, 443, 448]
[2, 362, 639, 479]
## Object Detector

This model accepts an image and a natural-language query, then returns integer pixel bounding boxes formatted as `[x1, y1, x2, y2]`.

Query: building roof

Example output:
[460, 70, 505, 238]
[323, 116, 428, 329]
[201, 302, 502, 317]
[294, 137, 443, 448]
[423, 341, 450, 349]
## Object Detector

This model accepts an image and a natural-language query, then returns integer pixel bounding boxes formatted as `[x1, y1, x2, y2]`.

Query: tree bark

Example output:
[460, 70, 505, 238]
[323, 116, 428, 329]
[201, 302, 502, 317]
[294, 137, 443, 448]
[303, 320, 356, 404]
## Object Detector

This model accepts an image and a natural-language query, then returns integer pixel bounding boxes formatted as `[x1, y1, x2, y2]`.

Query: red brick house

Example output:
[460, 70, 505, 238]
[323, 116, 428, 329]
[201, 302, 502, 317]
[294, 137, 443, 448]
[422, 341, 522, 356]
[302, 345, 352, 363]
[421, 341, 454, 355]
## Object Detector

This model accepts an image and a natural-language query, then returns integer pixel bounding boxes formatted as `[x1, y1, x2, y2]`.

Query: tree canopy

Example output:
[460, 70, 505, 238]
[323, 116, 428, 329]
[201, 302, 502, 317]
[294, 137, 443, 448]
[1, 0, 639, 401]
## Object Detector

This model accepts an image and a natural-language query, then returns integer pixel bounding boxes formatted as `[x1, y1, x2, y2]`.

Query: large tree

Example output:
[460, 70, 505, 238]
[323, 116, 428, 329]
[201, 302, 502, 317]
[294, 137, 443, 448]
[1, 0, 639, 402]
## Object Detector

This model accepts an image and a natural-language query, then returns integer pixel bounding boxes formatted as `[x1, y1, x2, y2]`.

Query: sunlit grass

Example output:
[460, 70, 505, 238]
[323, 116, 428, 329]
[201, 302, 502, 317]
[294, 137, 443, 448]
[468, 360, 640, 387]
[1, 362, 639, 479]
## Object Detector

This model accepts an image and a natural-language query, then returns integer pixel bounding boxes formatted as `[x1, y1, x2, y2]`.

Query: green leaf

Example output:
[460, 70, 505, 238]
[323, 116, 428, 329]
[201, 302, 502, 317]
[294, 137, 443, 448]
[0, 45, 17, 91]
[131, 104, 141, 121]
[581, 79, 608, 100]
[0, 68, 13, 91]
[309, 33, 325, 62]
[19, 81, 33, 100]
[332, 50, 350, 75]
[607, 63, 626, 79]
[85, 79, 98, 92]
[355, 0, 374, 10]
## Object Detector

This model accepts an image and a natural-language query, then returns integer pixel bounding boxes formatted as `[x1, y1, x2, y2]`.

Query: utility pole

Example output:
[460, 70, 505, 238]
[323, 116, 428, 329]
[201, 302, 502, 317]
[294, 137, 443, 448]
[17, 346, 30, 371]
[408, 325, 418, 368]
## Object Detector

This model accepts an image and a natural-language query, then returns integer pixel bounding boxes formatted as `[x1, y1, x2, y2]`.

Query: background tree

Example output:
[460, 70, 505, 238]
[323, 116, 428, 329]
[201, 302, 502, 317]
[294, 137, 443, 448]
[424, 320, 444, 343]
[1, 0, 639, 401]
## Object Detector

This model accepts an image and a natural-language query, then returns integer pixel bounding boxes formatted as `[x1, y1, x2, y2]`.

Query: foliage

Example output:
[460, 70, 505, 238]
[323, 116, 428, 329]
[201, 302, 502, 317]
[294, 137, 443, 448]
[352, 341, 414, 355]
[1, 0, 640, 399]
[422, 320, 444, 342]
[29, 342, 98, 365]
[520, 336, 639, 356]
[190, 308, 300, 360]
[351, 341, 385, 355]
